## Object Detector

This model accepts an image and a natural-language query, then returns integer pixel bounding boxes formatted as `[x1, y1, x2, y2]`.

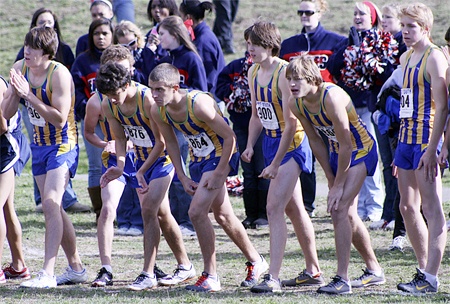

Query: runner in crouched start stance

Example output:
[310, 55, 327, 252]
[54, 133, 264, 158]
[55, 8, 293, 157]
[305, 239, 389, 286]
[150, 63, 268, 292]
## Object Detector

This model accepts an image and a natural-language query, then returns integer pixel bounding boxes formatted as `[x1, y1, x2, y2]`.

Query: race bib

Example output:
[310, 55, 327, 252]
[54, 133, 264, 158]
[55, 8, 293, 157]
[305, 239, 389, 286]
[256, 101, 279, 130]
[184, 132, 214, 157]
[26, 100, 46, 127]
[399, 88, 413, 118]
[315, 125, 337, 142]
[123, 125, 153, 148]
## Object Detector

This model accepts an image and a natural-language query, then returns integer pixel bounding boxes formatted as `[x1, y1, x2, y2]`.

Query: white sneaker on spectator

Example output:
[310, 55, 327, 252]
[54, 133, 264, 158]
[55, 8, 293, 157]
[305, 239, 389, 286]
[20, 270, 57, 288]
[389, 236, 406, 251]
[116, 227, 129, 235]
[369, 220, 388, 230]
[125, 227, 143, 236]
[128, 273, 157, 291]
[179, 226, 197, 237]
[385, 220, 395, 230]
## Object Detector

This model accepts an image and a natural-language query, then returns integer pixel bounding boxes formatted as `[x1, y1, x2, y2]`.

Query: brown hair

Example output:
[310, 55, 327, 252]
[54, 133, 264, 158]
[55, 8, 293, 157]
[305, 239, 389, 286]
[246, 21, 281, 57]
[100, 44, 135, 66]
[149, 63, 180, 87]
[158, 15, 199, 57]
[24, 27, 58, 60]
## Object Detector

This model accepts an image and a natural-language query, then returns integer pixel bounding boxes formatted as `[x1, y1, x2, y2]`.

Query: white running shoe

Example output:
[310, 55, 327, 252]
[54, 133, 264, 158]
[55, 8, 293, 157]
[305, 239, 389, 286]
[56, 266, 88, 285]
[125, 227, 143, 236]
[179, 226, 197, 237]
[389, 235, 406, 251]
[115, 227, 129, 235]
[385, 220, 395, 231]
[20, 270, 57, 288]
[241, 255, 269, 287]
[159, 264, 196, 286]
[369, 220, 388, 230]
[128, 273, 157, 291]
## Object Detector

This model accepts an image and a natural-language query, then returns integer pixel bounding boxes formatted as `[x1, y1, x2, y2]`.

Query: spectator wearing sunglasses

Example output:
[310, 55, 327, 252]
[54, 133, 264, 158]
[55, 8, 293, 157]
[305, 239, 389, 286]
[113, 20, 148, 84]
[280, 0, 345, 218]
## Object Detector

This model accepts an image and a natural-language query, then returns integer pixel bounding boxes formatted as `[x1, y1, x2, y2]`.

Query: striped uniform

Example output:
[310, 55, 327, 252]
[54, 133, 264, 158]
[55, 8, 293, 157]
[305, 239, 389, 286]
[97, 91, 137, 184]
[21, 61, 77, 147]
[395, 46, 443, 170]
[251, 60, 311, 172]
[20, 61, 78, 177]
[158, 90, 239, 182]
[106, 81, 172, 184]
[295, 83, 377, 175]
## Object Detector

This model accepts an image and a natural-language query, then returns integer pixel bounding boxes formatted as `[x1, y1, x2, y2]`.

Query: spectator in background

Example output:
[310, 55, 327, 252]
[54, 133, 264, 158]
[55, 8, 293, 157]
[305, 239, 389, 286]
[76, 0, 114, 57]
[179, 0, 225, 94]
[280, 0, 346, 217]
[213, 0, 239, 54]
[113, 20, 147, 83]
[71, 18, 114, 220]
[15, 7, 90, 214]
[215, 27, 269, 229]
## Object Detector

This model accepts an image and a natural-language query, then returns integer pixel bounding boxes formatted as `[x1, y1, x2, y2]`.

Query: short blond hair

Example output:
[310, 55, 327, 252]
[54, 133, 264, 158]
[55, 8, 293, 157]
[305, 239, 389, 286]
[286, 54, 323, 86]
[301, 0, 328, 13]
[399, 3, 433, 33]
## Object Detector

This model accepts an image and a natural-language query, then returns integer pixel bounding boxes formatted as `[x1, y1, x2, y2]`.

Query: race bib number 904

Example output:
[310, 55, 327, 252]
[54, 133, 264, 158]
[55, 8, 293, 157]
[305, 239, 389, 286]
[184, 132, 214, 157]
[399, 88, 413, 118]
[256, 101, 279, 130]
[123, 125, 153, 148]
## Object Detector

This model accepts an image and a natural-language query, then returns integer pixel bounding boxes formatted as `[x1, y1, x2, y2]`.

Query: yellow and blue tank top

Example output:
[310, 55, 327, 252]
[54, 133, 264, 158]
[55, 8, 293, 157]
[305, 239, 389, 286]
[158, 90, 236, 163]
[251, 60, 304, 151]
[399, 46, 438, 145]
[295, 83, 373, 154]
[21, 60, 77, 147]
[106, 81, 167, 162]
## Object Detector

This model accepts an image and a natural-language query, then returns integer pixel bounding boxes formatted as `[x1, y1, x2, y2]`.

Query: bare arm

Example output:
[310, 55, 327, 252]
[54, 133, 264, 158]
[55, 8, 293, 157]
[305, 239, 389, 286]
[2, 62, 24, 120]
[84, 93, 107, 149]
[151, 104, 197, 194]
[100, 98, 127, 188]
[0, 80, 8, 135]
[10, 64, 73, 128]
[135, 92, 166, 193]
[419, 49, 449, 182]
[259, 69, 296, 179]
[193, 93, 236, 190]
[241, 65, 264, 163]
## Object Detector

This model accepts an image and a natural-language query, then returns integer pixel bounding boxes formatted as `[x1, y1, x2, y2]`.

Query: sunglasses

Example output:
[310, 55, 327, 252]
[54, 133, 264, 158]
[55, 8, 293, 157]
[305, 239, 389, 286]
[297, 10, 316, 17]
[121, 38, 137, 48]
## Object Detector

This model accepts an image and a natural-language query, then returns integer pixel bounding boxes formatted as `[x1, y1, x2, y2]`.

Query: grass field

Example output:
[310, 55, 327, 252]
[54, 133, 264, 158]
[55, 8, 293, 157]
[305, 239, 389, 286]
[1, 0, 450, 303]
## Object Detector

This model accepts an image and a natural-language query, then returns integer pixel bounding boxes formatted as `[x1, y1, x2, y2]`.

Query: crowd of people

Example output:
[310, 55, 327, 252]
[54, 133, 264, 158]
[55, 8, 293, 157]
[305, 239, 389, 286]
[0, 0, 449, 296]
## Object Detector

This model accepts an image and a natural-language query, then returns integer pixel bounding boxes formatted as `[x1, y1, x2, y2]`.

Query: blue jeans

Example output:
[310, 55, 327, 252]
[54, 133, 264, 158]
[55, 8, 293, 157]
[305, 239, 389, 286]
[81, 120, 103, 188]
[21, 105, 77, 209]
[116, 183, 143, 230]
[355, 107, 384, 221]
[374, 121, 397, 222]
[113, 0, 135, 23]
[169, 129, 194, 230]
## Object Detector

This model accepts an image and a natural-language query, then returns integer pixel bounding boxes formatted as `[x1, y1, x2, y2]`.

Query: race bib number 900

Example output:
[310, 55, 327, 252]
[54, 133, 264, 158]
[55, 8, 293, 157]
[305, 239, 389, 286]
[256, 101, 279, 130]
[123, 125, 153, 148]
[184, 132, 214, 157]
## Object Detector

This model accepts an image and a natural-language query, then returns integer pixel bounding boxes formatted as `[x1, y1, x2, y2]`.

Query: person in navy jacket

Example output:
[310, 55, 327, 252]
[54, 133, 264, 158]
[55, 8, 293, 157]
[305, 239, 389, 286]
[158, 15, 207, 91]
[179, 0, 225, 94]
